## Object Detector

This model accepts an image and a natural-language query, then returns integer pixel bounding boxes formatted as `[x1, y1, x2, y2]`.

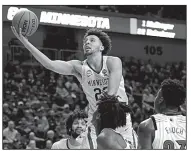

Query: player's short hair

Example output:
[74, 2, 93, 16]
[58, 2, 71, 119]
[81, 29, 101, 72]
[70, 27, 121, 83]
[97, 97, 132, 132]
[66, 110, 87, 135]
[84, 28, 112, 55]
[161, 79, 186, 107]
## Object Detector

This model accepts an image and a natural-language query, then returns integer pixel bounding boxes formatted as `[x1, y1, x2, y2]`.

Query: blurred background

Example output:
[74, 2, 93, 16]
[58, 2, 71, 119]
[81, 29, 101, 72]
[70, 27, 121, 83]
[2, 5, 186, 149]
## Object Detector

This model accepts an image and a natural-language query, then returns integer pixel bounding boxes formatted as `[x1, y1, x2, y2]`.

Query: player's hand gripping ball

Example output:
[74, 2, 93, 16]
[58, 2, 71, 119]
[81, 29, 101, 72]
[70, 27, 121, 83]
[12, 9, 39, 36]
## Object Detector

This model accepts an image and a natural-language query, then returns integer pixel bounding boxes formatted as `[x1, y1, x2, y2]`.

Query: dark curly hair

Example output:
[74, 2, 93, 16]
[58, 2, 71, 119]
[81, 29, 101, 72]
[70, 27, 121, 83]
[83, 28, 112, 55]
[97, 96, 132, 132]
[161, 79, 186, 107]
[66, 110, 87, 136]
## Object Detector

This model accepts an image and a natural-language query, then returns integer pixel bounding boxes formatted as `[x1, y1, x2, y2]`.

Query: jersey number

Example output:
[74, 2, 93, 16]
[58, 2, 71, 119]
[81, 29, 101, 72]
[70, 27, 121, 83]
[94, 87, 107, 100]
[163, 140, 186, 149]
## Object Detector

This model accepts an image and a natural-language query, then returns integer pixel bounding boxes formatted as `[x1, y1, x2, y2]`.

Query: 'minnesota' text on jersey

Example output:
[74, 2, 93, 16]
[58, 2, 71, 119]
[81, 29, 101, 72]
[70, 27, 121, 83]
[80, 56, 128, 121]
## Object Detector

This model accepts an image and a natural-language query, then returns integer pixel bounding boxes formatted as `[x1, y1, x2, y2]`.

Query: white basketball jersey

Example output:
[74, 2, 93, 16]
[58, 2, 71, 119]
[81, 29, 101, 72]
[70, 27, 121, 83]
[51, 138, 82, 149]
[152, 114, 186, 149]
[51, 139, 68, 149]
[80, 56, 128, 122]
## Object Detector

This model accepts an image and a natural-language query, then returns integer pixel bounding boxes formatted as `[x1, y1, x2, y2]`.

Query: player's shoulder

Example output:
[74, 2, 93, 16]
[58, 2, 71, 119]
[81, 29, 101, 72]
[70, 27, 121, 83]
[106, 56, 122, 66]
[97, 128, 116, 144]
[98, 128, 115, 139]
[99, 128, 121, 141]
[101, 128, 115, 135]
[55, 138, 67, 144]
[52, 138, 67, 149]
[139, 117, 155, 132]
[106, 56, 121, 61]
[69, 60, 84, 76]
[69, 60, 84, 66]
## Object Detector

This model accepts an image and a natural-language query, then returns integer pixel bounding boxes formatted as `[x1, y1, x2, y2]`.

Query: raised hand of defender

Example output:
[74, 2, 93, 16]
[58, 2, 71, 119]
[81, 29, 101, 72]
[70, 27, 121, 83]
[11, 26, 28, 43]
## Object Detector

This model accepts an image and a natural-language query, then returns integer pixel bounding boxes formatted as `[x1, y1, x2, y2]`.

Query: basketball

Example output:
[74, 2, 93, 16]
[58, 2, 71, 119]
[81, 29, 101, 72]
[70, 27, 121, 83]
[12, 9, 39, 36]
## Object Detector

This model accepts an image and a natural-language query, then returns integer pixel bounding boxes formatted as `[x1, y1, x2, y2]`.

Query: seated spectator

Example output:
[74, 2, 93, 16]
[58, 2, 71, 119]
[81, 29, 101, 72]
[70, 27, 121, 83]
[29, 132, 45, 142]
[65, 76, 80, 92]
[26, 140, 39, 149]
[3, 121, 19, 143]
[142, 88, 155, 111]
[45, 140, 53, 149]
[53, 79, 73, 106]
[62, 104, 73, 119]
[132, 103, 143, 124]
[49, 71, 56, 84]
[47, 110, 57, 130]
[13, 65, 24, 80]
[35, 108, 49, 138]
[9, 108, 20, 125]
[27, 70, 35, 86]
[29, 132, 45, 149]
[46, 130, 56, 142]
[55, 120, 68, 139]
[16, 117, 31, 135]
[3, 103, 12, 117]
[74, 104, 81, 112]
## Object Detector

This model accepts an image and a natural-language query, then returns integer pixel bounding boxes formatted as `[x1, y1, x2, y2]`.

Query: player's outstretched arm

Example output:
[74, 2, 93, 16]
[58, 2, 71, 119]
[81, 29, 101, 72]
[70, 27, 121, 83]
[11, 26, 81, 76]
[137, 118, 154, 149]
[106, 56, 122, 96]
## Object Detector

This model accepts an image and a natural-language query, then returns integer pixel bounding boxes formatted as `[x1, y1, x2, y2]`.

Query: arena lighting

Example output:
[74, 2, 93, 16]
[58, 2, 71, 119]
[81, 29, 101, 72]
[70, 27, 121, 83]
[7, 7, 28, 20]
[40, 11, 110, 29]
[7, 6, 110, 30]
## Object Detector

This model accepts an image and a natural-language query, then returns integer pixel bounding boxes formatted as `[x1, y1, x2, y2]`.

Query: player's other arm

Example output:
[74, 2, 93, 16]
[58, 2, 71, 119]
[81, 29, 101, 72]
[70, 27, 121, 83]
[106, 56, 122, 96]
[137, 118, 155, 149]
[11, 27, 81, 76]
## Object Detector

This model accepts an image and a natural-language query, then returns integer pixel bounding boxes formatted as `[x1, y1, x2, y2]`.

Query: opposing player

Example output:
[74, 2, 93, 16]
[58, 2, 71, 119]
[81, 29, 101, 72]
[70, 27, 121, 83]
[51, 111, 87, 149]
[90, 94, 138, 149]
[11, 27, 134, 148]
[138, 79, 186, 149]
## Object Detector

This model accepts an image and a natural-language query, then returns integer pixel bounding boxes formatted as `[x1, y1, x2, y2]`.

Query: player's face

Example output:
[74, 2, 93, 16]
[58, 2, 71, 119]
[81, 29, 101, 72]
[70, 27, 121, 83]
[72, 118, 86, 135]
[154, 89, 163, 113]
[83, 35, 103, 56]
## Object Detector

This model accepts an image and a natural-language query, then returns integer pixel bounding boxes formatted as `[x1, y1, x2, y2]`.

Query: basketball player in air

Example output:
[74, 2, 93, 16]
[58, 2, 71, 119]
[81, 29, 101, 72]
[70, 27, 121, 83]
[51, 111, 87, 149]
[11, 27, 134, 149]
[138, 79, 186, 149]
[90, 94, 138, 149]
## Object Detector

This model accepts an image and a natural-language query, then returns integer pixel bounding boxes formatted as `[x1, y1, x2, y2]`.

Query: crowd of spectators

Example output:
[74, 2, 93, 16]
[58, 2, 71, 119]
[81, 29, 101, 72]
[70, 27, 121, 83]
[3, 55, 186, 149]
[121, 57, 186, 131]
[67, 5, 186, 21]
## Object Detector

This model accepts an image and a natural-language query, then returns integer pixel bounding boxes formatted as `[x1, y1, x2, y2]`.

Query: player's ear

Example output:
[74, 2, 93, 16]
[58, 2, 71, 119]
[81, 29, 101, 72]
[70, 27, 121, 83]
[100, 46, 104, 51]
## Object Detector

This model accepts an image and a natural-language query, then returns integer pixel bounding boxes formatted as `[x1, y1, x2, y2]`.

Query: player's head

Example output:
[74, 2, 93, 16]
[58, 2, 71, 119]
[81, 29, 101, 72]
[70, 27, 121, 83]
[92, 97, 131, 134]
[66, 110, 87, 139]
[154, 79, 186, 113]
[83, 28, 112, 56]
